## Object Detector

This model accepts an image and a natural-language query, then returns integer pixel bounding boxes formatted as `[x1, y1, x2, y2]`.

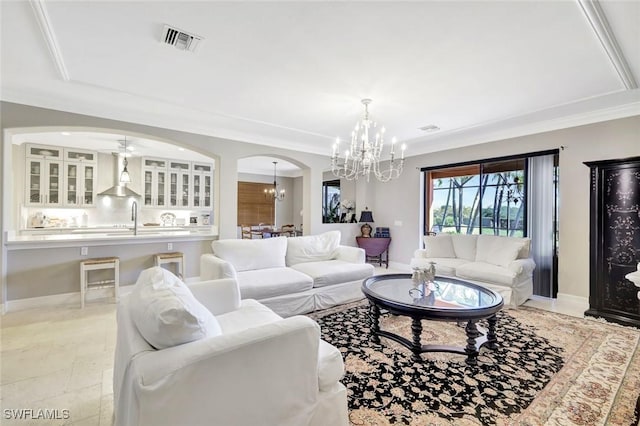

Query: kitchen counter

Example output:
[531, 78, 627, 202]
[5, 226, 218, 250]
[4, 229, 218, 304]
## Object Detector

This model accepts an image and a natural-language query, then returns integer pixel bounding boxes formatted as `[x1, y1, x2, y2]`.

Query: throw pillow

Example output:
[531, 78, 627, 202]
[286, 230, 341, 266]
[423, 234, 456, 258]
[490, 240, 526, 267]
[213, 236, 287, 272]
[129, 267, 221, 350]
[476, 235, 525, 267]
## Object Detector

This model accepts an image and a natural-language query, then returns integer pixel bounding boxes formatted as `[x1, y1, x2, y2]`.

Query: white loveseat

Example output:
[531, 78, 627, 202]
[200, 230, 375, 317]
[410, 234, 536, 306]
[114, 267, 348, 426]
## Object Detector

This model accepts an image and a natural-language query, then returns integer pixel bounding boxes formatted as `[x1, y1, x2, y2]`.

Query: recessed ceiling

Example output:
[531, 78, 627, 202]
[1, 1, 639, 158]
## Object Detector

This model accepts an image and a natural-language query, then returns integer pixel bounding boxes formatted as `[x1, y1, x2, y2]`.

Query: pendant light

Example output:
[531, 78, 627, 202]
[119, 137, 131, 184]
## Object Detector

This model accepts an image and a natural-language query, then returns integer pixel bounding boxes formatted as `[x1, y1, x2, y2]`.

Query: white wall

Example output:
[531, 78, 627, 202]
[371, 115, 640, 300]
[292, 176, 304, 229]
[2, 101, 638, 304]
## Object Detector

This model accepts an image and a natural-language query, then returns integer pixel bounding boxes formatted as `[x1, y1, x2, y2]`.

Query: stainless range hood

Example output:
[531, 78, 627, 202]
[98, 154, 141, 198]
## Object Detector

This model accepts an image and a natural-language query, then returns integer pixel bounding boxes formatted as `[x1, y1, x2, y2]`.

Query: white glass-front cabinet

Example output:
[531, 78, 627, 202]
[192, 163, 213, 208]
[64, 163, 96, 206]
[25, 144, 64, 206]
[169, 161, 191, 208]
[26, 158, 63, 206]
[142, 158, 168, 207]
[64, 148, 97, 207]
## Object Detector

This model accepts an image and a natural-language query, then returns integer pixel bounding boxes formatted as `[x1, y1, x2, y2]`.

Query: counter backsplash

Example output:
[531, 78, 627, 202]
[21, 198, 213, 230]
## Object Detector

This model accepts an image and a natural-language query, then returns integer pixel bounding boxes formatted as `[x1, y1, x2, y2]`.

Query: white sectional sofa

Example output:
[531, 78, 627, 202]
[114, 267, 348, 426]
[200, 230, 375, 317]
[410, 234, 536, 307]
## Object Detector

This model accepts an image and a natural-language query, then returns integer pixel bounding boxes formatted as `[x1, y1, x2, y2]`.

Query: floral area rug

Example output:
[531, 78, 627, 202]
[309, 302, 640, 425]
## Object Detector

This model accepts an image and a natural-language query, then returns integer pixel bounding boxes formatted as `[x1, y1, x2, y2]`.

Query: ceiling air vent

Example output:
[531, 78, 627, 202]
[418, 124, 440, 132]
[161, 24, 202, 52]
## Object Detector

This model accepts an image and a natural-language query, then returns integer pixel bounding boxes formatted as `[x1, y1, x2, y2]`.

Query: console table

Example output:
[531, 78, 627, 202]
[356, 237, 391, 268]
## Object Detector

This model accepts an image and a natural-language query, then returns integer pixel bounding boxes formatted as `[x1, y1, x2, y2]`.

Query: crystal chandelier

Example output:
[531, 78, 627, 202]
[331, 99, 406, 182]
[265, 161, 285, 201]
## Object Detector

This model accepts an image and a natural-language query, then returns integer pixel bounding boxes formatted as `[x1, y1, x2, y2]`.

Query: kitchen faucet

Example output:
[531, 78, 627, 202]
[131, 201, 138, 236]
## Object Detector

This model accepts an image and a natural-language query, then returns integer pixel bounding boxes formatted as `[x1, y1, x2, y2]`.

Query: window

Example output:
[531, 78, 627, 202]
[322, 179, 341, 223]
[428, 160, 525, 236]
[422, 150, 559, 298]
[237, 181, 274, 225]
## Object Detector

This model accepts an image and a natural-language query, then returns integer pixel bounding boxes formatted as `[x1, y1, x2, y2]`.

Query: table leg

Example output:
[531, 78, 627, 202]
[464, 320, 479, 366]
[369, 303, 381, 344]
[486, 314, 498, 349]
[411, 317, 423, 359]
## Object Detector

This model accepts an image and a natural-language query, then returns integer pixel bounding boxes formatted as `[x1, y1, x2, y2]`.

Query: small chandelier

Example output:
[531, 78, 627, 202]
[119, 136, 131, 184]
[331, 99, 406, 182]
[265, 161, 285, 201]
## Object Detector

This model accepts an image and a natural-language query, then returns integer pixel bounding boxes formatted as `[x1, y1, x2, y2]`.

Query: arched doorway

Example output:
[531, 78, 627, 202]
[237, 155, 304, 237]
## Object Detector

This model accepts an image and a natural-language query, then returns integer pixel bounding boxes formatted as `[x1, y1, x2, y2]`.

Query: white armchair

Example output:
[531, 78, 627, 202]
[114, 268, 348, 426]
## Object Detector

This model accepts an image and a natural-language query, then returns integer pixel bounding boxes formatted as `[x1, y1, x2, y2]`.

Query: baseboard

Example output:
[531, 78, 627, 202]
[387, 261, 411, 272]
[3, 284, 136, 313]
[556, 292, 589, 310]
[2, 278, 200, 313]
[5, 292, 83, 312]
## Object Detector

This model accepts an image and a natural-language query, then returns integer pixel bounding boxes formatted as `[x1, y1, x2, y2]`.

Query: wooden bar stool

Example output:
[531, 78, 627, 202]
[154, 252, 185, 279]
[80, 256, 120, 308]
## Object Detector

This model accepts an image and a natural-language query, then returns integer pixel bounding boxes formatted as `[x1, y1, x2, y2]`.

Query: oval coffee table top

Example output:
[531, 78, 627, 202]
[362, 273, 503, 320]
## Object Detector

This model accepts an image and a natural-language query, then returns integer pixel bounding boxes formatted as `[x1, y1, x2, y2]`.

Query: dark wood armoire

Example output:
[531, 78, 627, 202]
[584, 156, 640, 328]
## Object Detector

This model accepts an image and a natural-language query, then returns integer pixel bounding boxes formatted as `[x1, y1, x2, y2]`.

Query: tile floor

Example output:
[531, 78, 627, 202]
[0, 266, 587, 425]
[1, 303, 116, 425]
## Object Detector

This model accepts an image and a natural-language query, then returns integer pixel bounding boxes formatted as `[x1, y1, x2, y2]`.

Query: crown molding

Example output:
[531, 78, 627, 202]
[407, 97, 640, 157]
[29, 0, 70, 81]
[577, 0, 637, 89]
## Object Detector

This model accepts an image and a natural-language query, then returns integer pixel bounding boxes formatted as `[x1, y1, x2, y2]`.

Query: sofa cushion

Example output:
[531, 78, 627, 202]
[455, 262, 518, 286]
[450, 234, 478, 261]
[286, 231, 341, 266]
[476, 235, 529, 267]
[318, 339, 344, 391]
[129, 267, 221, 350]
[422, 234, 455, 258]
[410, 257, 470, 277]
[237, 267, 313, 300]
[213, 237, 287, 272]
[290, 260, 374, 288]
[216, 299, 283, 334]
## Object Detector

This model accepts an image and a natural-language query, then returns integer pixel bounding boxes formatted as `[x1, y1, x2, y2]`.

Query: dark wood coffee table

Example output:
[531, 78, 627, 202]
[362, 274, 504, 365]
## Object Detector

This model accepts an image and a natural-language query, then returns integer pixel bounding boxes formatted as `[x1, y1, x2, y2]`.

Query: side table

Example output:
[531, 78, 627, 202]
[356, 237, 391, 268]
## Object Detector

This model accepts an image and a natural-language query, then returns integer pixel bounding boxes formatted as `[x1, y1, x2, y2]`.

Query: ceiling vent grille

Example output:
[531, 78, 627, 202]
[161, 25, 202, 52]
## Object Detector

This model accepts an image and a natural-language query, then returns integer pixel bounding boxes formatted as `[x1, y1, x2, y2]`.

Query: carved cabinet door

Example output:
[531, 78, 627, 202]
[585, 156, 640, 327]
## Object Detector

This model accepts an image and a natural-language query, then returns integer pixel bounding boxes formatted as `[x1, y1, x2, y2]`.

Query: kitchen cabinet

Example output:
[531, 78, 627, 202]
[64, 148, 97, 207]
[25, 144, 99, 208]
[64, 162, 96, 206]
[25, 144, 64, 206]
[142, 158, 168, 207]
[25, 158, 63, 206]
[142, 157, 213, 209]
[168, 161, 191, 208]
[192, 162, 213, 209]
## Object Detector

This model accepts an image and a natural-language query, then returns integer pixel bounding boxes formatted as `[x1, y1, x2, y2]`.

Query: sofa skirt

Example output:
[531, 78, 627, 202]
[259, 279, 366, 317]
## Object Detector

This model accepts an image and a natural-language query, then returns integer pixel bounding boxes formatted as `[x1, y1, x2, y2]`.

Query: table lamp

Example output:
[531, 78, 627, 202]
[359, 208, 374, 237]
